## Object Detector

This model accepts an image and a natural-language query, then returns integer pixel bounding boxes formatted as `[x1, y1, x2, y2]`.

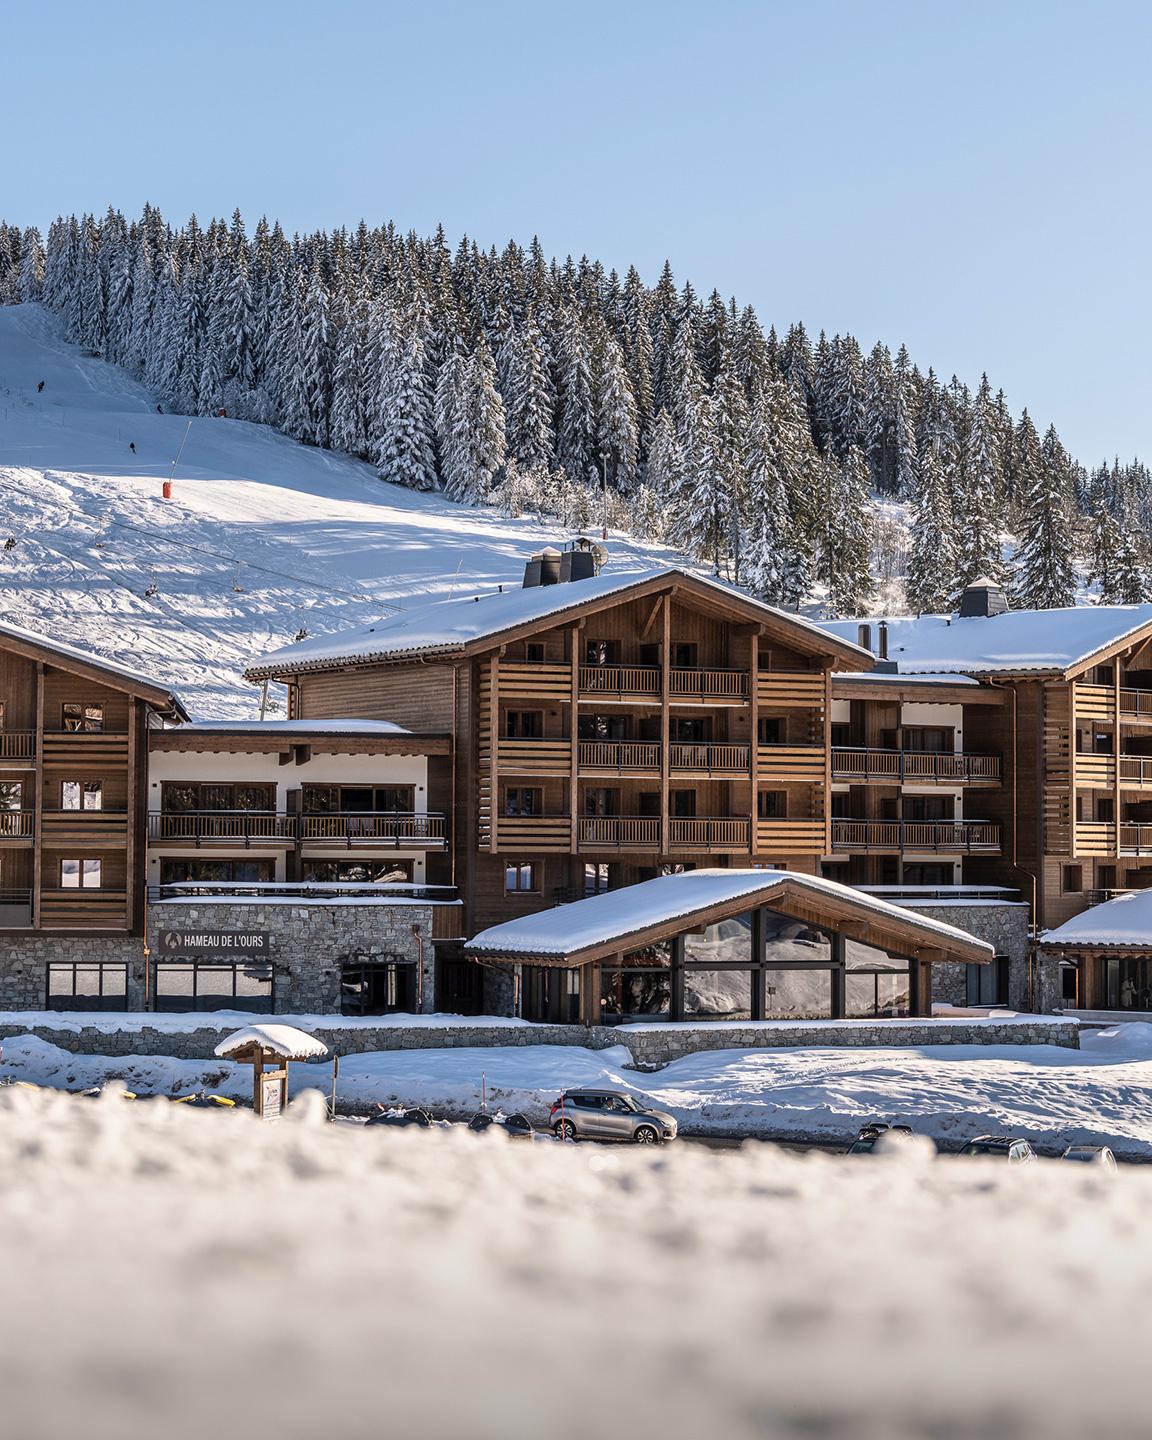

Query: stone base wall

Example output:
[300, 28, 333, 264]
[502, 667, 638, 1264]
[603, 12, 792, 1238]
[0, 902, 436, 1016]
[907, 902, 1035, 1011]
[0, 1015, 1080, 1065]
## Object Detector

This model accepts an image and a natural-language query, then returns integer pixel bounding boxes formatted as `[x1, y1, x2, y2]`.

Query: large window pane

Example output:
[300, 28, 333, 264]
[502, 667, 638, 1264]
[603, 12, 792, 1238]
[682, 912, 753, 967]
[845, 971, 911, 1018]
[763, 968, 832, 1019]
[683, 968, 752, 1020]
[763, 907, 832, 965]
[601, 940, 672, 1021]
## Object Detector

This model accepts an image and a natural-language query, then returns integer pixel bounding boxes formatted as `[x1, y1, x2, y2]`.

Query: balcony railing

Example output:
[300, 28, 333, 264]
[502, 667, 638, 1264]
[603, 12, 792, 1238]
[577, 665, 751, 701]
[669, 742, 751, 772]
[1120, 756, 1152, 785]
[149, 811, 298, 845]
[831, 748, 1001, 784]
[831, 819, 1001, 853]
[0, 887, 32, 927]
[579, 665, 661, 697]
[669, 816, 751, 850]
[1121, 688, 1152, 719]
[1121, 825, 1152, 855]
[0, 810, 34, 839]
[576, 814, 752, 851]
[571, 741, 756, 773]
[578, 815, 661, 849]
[300, 812, 446, 847]
[0, 731, 36, 761]
[668, 667, 749, 701]
[578, 740, 661, 771]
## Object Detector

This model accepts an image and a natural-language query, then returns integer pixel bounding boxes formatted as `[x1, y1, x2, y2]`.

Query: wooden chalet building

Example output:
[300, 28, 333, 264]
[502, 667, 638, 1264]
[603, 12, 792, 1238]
[0, 619, 185, 1007]
[247, 556, 876, 1013]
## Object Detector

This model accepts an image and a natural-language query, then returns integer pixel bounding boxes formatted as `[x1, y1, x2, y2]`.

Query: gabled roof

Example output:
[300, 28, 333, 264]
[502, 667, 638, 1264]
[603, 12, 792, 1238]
[244, 568, 873, 679]
[0, 616, 188, 719]
[821, 605, 1152, 679]
[464, 868, 994, 967]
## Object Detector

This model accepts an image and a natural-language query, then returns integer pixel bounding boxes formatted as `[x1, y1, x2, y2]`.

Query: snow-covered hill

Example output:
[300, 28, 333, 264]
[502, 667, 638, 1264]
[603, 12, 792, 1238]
[0, 305, 682, 717]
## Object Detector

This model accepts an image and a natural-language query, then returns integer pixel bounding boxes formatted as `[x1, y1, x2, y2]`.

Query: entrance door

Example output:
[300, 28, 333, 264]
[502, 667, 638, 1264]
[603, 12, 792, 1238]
[438, 958, 484, 1015]
[340, 963, 414, 1015]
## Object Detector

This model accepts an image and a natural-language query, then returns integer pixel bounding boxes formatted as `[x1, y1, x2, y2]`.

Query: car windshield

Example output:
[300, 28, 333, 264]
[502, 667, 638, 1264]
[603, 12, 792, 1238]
[1063, 1150, 1095, 1162]
[620, 1095, 645, 1112]
[847, 1139, 875, 1154]
[962, 1142, 1009, 1155]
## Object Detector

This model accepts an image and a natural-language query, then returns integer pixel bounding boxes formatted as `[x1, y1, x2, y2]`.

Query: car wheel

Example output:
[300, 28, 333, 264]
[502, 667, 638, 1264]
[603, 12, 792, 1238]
[553, 1119, 577, 1141]
[633, 1125, 659, 1145]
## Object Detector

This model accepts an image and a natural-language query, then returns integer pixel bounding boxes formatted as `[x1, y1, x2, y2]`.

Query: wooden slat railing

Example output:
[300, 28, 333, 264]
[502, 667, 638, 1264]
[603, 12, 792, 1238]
[300, 812, 446, 845]
[495, 662, 570, 700]
[669, 742, 751, 772]
[668, 667, 749, 700]
[0, 810, 34, 839]
[495, 816, 572, 852]
[578, 741, 661, 771]
[756, 672, 826, 708]
[831, 820, 1001, 852]
[1120, 825, 1152, 854]
[757, 745, 826, 782]
[669, 817, 751, 850]
[0, 731, 35, 761]
[754, 819, 827, 854]
[496, 738, 572, 772]
[579, 665, 661, 697]
[578, 815, 661, 849]
[1121, 688, 1152, 720]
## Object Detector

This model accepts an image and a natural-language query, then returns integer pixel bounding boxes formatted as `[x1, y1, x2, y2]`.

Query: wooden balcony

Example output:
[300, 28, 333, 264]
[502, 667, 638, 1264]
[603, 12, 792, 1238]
[668, 668, 749, 703]
[757, 671, 826, 709]
[496, 738, 572, 774]
[668, 816, 751, 851]
[300, 812, 447, 848]
[758, 744, 826, 782]
[1074, 685, 1152, 724]
[831, 819, 1001, 853]
[1080, 822, 1152, 857]
[43, 810, 129, 847]
[578, 666, 751, 704]
[494, 661, 570, 701]
[1074, 754, 1152, 789]
[578, 815, 661, 850]
[579, 740, 661, 773]
[0, 810, 34, 842]
[1122, 689, 1152, 722]
[1120, 756, 1152, 786]
[579, 665, 661, 700]
[0, 731, 36, 764]
[670, 742, 751, 774]
[149, 811, 298, 847]
[41, 730, 130, 766]
[755, 818, 827, 855]
[831, 748, 1001, 785]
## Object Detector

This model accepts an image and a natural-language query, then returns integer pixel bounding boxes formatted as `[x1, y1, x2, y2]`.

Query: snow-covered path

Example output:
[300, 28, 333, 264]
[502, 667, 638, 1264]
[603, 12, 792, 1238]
[0, 304, 680, 716]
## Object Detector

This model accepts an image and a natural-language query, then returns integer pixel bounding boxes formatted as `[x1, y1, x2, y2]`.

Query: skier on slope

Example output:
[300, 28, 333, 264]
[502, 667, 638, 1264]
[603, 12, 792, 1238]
[36, 381, 44, 393]
[129, 442, 136, 455]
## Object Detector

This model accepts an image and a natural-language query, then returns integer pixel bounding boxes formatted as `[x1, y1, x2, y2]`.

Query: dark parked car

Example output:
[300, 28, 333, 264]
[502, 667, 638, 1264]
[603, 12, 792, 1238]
[549, 1089, 677, 1144]
[1061, 1143, 1117, 1170]
[367, 1106, 436, 1128]
[959, 1135, 1037, 1163]
[467, 1111, 535, 1140]
[846, 1122, 917, 1155]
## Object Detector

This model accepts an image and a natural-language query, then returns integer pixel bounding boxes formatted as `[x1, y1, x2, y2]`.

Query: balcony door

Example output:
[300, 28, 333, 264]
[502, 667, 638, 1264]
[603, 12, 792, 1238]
[902, 796, 954, 823]
[584, 788, 619, 818]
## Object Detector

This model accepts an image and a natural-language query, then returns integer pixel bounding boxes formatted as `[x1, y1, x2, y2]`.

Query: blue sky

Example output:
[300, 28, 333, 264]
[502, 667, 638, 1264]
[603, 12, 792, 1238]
[5, 0, 1149, 464]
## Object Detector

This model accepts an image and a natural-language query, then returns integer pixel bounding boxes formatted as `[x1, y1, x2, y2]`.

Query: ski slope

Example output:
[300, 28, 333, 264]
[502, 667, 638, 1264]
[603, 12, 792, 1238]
[0, 304, 682, 717]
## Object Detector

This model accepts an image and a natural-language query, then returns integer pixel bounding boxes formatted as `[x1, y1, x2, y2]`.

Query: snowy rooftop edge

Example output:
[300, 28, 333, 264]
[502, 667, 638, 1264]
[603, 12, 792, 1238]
[0, 613, 185, 706]
[1041, 888, 1152, 947]
[822, 605, 1152, 677]
[465, 869, 995, 959]
[246, 567, 872, 675]
[174, 718, 414, 735]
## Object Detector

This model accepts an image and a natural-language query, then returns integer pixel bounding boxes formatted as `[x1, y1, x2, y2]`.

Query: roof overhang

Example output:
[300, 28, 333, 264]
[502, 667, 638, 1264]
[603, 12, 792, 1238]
[465, 872, 994, 970]
[244, 570, 874, 681]
[149, 729, 451, 757]
[832, 676, 1007, 705]
[0, 626, 187, 720]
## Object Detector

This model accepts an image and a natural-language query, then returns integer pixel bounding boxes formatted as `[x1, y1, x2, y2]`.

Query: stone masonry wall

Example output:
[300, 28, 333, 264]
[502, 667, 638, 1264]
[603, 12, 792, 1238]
[0, 1016, 1080, 1065]
[907, 902, 1035, 1011]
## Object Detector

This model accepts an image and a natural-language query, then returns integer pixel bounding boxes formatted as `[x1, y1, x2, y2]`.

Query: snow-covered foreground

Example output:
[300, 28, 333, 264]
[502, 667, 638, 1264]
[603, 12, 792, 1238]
[6, 1022, 1152, 1156]
[0, 304, 680, 716]
[0, 1082, 1146, 1440]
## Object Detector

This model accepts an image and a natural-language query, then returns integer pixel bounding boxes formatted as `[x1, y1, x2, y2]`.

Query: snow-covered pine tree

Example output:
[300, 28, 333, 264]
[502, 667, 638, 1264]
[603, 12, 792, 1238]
[557, 310, 597, 487]
[819, 444, 874, 617]
[905, 443, 959, 614]
[742, 383, 811, 609]
[956, 374, 1005, 584]
[502, 320, 555, 468]
[596, 333, 639, 495]
[1012, 419, 1077, 609]
[374, 310, 437, 491]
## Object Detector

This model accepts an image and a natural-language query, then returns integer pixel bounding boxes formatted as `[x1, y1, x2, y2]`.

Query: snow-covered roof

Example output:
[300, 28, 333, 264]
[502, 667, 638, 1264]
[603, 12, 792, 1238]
[821, 605, 1152, 678]
[833, 670, 983, 687]
[213, 1024, 330, 1060]
[0, 614, 187, 715]
[1041, 890, 1152, 948]
[465, 868, 994, 962]
[246, 568, 871, 677]
[177, 718, 412, 735]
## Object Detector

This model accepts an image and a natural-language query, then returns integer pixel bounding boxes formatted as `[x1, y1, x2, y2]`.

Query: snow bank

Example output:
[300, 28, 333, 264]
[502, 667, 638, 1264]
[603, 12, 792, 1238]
[0, 1083, 1148, 1440]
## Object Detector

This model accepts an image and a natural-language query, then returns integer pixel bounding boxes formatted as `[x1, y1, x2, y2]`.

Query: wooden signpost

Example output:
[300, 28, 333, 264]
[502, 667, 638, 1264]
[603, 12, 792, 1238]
[213, 1024, 330, 1119]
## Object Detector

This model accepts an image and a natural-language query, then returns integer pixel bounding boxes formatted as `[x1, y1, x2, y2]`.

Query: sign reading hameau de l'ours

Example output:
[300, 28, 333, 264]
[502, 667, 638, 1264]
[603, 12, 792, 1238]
[157, 931, 270, 957]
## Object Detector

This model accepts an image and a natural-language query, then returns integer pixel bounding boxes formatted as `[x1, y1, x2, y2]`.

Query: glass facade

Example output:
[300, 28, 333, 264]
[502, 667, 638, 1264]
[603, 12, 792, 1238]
[595, 907, 918, 1024]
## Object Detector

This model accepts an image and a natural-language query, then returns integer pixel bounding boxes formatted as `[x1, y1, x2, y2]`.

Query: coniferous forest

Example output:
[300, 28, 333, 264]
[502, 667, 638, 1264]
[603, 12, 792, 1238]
[0, 207, 1148, 617]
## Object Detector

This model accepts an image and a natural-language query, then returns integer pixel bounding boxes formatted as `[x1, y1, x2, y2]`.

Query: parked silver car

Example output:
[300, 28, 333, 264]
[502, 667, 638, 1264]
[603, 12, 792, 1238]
[550, 1089, 677, 1144]
[1062, 1143, 1118, 1171]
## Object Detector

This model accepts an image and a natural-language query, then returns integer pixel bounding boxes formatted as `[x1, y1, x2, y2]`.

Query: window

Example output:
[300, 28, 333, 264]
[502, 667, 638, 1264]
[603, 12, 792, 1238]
[1062, 864, 1083, 895]
[638, 643, 661, 667]
[61, 781, 103, 811]
[504, 787, 541, 817]
[583, 862, 610, 895]
[585, 639, 619, 666]
[903, 795, 952, 822]
[584, 788, 619, 817]
[1094, 665, 1115, 686]
[578, 714, 628, 740]
[504, 862, 539, 893]
[60, 859, 101, 889]
[302, 859, 412, 884]
[1097, 798, 1116, 823]
[902, 726, 952, 754]
[166, 782, 275, 813]
[46, 961, 127, 1012]
[341, 962, 414, 1016]
[153, 961, 274, 1013]
[0, 781, 23, 812]
[1098, 865, 1117, 891]
[670, 789, 696, 818]
[757, 791, 786, 820]
[62, 703, 104, 733]
[671, 643, 698, 668]
[965, 955, 1010, 1007]
[521, 966, 580, 1023]
[758, 717, 785, 746]
[160, 859, 276, 886]
[505, 711, 543, 739]
[0, 701, 5, 730]
[670, 716, 711, 743]
[525, 641, 546, 663]
[1061, 965, 1079, 1003]
[829, 721, 851, 748]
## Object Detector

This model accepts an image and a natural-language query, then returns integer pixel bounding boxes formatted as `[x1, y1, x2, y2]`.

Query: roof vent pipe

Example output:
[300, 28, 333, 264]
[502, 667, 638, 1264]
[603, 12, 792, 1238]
[857, 623, 873, 653]
[878, 621, 889, 661]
